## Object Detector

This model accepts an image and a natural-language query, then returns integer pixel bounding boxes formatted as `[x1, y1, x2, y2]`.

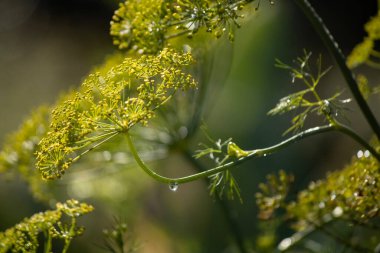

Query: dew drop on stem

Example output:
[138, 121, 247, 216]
[169, 182, 179, 192]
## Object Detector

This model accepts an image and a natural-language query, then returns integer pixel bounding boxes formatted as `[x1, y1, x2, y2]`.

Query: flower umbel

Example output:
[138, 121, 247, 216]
[0, 199, 93, 253]
[110, 0, 260, 54]
[36, 48, 196, 180]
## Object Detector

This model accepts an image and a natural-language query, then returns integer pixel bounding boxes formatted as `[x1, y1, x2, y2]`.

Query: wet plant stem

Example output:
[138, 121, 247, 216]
[126, 124, 379, 186]
[293, 0, 380, 141]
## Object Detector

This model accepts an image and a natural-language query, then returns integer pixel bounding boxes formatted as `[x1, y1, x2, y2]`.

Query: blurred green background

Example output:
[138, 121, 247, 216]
[0, 0, 378, 252]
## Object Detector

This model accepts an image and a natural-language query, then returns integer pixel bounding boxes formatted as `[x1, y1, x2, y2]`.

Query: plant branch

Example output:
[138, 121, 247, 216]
[127, 121, 379, 187]
[293, 0, 380, 140]
[334, 123, 380, 161]
[125, 125, 336, 185]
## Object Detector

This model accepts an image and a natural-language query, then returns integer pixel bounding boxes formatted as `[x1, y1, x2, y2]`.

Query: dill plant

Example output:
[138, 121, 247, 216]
[0, 0, 380, 252]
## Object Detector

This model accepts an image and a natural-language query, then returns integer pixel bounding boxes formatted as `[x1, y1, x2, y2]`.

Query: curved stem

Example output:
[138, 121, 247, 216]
[293, 0, 380, 140]
[127, 125, 379, 186]
[334, 123, 380, 161]
[125, 125, 335, 185]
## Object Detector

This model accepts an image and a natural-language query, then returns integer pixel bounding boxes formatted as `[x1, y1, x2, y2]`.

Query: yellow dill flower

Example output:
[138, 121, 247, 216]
[0, 199, 93, 253]
[346, 37, 373, 68]
[36, 48, 196, 180]
[110, 0, 253, 53]
[365, 11, 380, 40]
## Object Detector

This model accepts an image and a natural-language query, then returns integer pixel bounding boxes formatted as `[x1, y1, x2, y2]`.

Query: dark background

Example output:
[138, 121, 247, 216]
[0, 1, 378, 252]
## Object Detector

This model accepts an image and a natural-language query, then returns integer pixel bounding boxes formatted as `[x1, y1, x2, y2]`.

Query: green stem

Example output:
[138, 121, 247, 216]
[293, 0, 380, 141]
[62, 218, 76, 253]
[127, 123, 380, 186]
[126, 125, 335, 185]
[181, 150, 248, 253]
[44, 231, 52, 253]
[334, 123, 380, 161]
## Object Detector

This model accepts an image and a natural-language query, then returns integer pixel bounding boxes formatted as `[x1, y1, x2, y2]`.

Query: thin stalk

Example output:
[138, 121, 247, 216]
[181, 150, 248, 253]
[293, 0, 380, 140]
[62, 218, 76, 253]
[334, 123, 380, 161]
[44, 231, 52, 253]
[127, 122, 379, 186]
[125, 125, 335, 185]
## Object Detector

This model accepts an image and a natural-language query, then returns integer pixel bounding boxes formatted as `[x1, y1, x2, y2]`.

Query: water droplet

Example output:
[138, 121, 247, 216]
[102, 151, 112, 161]
[341, 98, 352, 104]
[183, 44, 192, 53]
[22, 140, 34, 150]
[169, 182, 178, 192]
[364, 150, 370, 158]
[357, 150, 363, 158]
[278, 238, 292, 251]
[178, 126, 188, 138]
[332, 206, 343, 217]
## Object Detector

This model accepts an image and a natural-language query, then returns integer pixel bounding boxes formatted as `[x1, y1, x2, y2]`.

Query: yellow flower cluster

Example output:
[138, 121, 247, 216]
[36, 48, 196, 180]
[0, 106, 54, 201]
[287, 143, 380, 230]
[110, 0, 253, 54]
[0, 199, 93, 253]
[347, 11, 380, 68]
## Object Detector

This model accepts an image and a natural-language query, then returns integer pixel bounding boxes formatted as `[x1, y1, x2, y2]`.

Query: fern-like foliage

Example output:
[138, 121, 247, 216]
[102, 220, 139, 253]
[194, 126, 247, 202]
[0, 199, 93, 253]
[269, 50, 350, 135]
[36, 48, 196, 180]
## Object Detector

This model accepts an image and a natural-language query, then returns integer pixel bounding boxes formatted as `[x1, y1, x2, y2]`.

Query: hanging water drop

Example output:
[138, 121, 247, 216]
[169, 182, 179, 192]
